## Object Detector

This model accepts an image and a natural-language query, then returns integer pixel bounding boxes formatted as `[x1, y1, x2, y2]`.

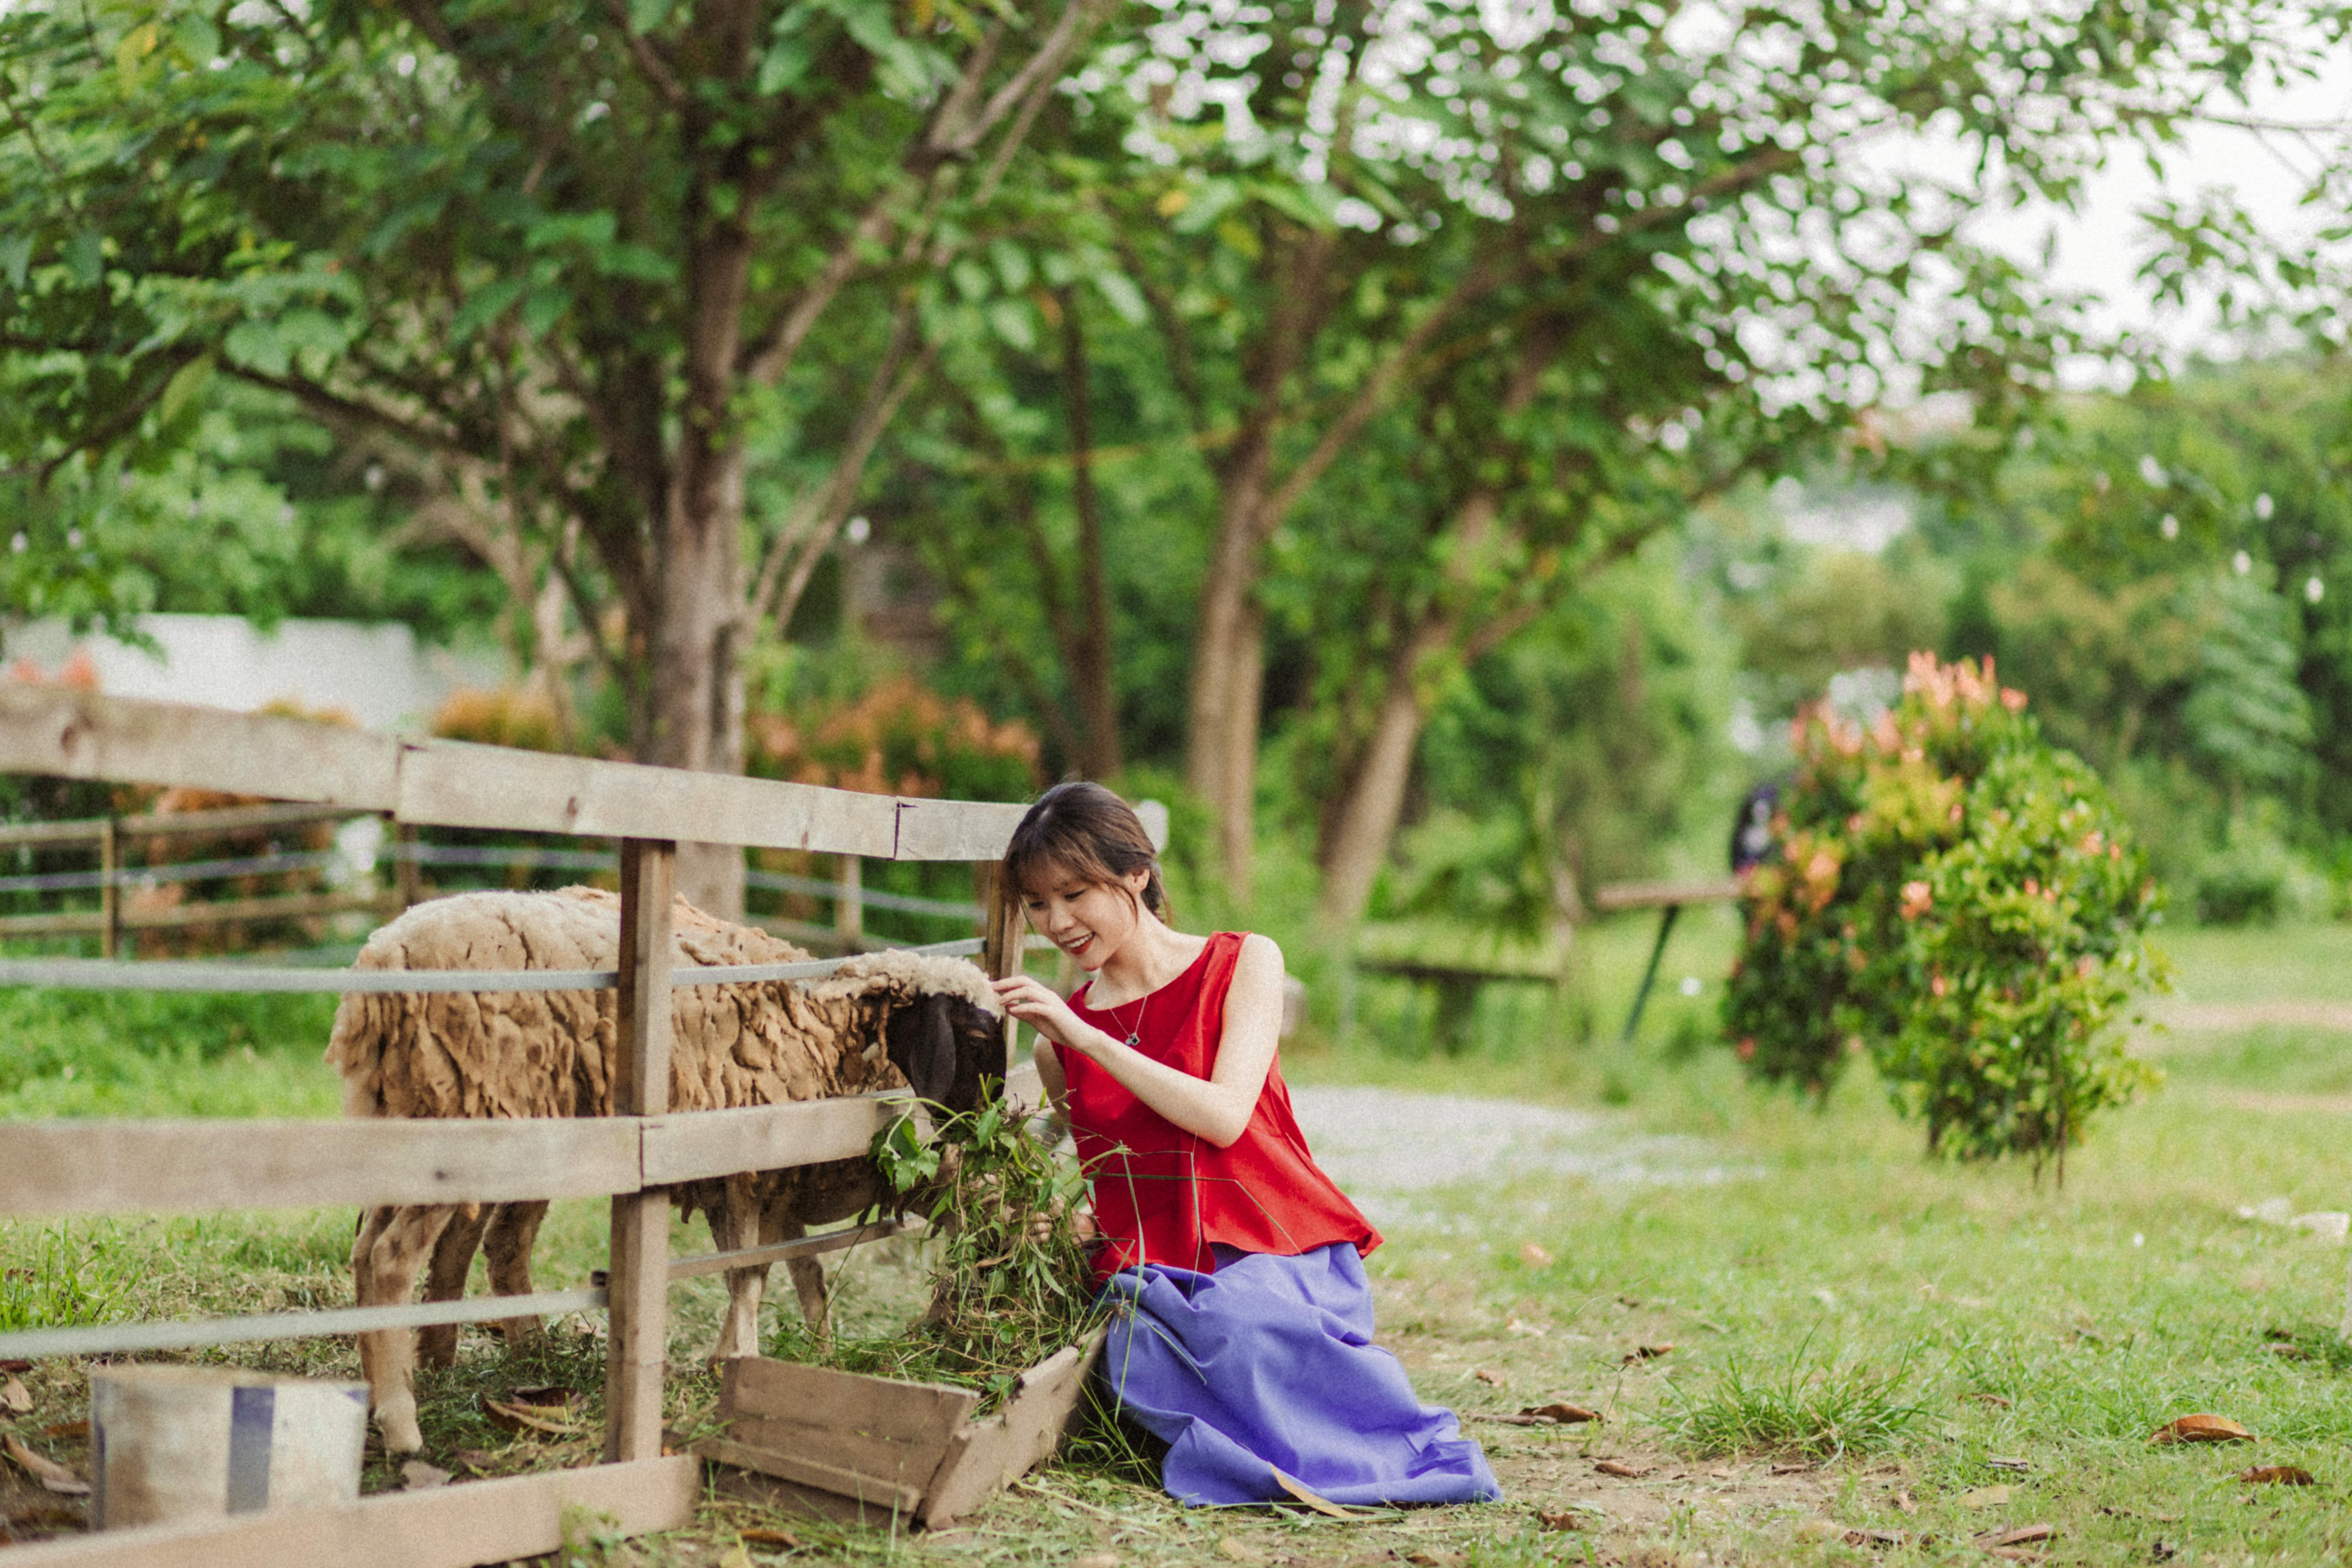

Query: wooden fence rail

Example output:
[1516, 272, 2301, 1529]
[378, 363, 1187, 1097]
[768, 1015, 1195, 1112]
[0, 685, 1031, 859]
[0, 797, 995, 950]
[0, 687, 1034, 1568]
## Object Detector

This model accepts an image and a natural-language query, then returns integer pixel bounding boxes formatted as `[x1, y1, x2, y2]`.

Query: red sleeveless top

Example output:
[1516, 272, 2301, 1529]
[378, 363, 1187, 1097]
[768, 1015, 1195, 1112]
[1060, 932, 1380, 1283]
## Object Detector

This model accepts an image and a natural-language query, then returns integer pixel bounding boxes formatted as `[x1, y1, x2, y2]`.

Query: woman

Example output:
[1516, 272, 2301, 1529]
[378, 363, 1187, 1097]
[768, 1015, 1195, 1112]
[990, 782, 1501, 1508]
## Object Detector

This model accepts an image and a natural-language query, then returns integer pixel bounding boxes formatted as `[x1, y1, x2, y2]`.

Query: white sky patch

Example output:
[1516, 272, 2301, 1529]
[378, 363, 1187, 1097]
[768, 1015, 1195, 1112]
[1773, 476, 1913, 554]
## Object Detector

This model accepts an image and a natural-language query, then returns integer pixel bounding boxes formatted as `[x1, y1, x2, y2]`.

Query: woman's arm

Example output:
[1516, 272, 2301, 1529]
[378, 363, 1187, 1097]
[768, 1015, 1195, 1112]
[1032, 1034, 1069, 1113]
[993, 934, 1286, 1149]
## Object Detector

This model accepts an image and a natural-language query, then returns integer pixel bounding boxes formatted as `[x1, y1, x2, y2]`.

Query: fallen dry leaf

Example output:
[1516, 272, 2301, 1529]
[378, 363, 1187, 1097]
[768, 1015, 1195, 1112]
[1270, 1466, 1364, 1519]
[1709, 1466, 1738, 1479]
[1770, 1463, 1815, 1476]
[504, 1385, 583, 1410]
[1519, 1403, 1601, 1425]
[718, 1547, 755, 1568]
[0, 1360, 30, 1374]
[452, 1448, 500, 1475]
[1534, 1508, 1584, 1532]
[38, 1422, 85, 1443]
[1841, 1527, 1907, 1548]
[1594, 1459, 1652, 1478]
[2239, 1465, 2316, 1486]
[1520, 1242, 1554, 1267]
[1968, 1392, 2014, 1408]
[1402, 1554, 1462, 1568]
[1976, 1525, 2055, 1547]
[2149, 1414, 2253, 1446]
[2, 1437, 86, 1496]
[400, 1460, 450, 1491]
[1620, 1343, 1674, 1365]
[743, 1527, 805, 1549]
[1214, 1539, 1264, 1564]
[1979, 1550, 2045, 1563]
[483, 1398, 581, 1437]
[1472, 1368, 1507, 1387]
[0, 1377, 28, 1415]
[1956, 1485, 2011, 1510]
[1068, 1555, 1117, 1568]
[1987, 1456, 2031, 1472]
[1891, 1489, 1918, 1514]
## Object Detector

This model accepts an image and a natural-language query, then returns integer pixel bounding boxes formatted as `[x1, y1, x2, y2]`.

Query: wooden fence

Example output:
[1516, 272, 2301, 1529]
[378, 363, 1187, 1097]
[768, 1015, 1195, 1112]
[0, 805, 987, 956]
[0, 685, 1034, 1566]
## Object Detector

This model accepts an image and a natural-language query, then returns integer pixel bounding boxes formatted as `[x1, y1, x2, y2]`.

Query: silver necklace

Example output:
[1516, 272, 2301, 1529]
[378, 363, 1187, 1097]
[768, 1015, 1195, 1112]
[1109, 990, 1148, 1049]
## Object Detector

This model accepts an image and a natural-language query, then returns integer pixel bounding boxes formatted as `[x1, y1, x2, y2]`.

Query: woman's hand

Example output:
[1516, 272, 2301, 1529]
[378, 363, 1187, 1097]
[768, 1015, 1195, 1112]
[991, 974, 1102, 1055]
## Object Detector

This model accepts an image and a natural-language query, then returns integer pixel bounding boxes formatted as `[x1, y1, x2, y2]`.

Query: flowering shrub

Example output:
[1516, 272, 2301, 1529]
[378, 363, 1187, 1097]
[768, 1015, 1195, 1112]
[1723, 653, 2166, 1172]
[747, 676, 1040, 802]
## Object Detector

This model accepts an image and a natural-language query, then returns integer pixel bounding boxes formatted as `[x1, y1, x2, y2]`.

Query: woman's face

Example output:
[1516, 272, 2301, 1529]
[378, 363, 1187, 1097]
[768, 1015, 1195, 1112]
[1021, 863, 1154, 971]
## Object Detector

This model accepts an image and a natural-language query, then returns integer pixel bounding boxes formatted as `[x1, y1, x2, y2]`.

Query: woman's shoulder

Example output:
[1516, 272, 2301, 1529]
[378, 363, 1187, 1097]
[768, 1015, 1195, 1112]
[1214, 930, 1282, 965]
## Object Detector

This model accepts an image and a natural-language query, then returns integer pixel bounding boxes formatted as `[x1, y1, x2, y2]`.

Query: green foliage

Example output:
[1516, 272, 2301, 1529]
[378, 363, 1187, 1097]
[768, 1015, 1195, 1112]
[1875, 749, 2168, 1170]
[1724, 653, 2165, 1170]
[1387, 542, 1736, 934]
[777, 1100, 1100, 1411]
[0, 1221, 137, 1331]
[1658, 1341, 1926, 1460]
[0, 986, 337, 1095]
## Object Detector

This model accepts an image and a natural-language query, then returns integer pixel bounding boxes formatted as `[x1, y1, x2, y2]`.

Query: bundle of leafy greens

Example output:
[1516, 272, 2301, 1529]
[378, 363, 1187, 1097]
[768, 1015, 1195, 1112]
[768, 1097, 1102, 1412]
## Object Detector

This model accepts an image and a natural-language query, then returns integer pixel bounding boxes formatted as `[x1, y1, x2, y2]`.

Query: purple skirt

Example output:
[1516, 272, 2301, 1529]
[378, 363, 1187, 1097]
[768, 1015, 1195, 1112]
[1097, 1243, 1503, 1507]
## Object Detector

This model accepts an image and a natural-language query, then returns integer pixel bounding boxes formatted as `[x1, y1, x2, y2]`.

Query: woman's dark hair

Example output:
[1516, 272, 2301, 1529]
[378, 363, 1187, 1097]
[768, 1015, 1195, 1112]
[1002, 782, 1169, 922]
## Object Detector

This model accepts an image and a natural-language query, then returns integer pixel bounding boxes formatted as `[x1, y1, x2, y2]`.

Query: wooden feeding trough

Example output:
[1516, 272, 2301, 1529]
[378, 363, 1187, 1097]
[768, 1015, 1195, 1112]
[695, 1333, 1105, 1527]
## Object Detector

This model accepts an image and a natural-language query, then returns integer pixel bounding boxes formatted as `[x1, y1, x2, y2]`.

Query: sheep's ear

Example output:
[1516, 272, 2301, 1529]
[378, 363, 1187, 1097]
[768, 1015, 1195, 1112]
[885, 994, 958, 1108]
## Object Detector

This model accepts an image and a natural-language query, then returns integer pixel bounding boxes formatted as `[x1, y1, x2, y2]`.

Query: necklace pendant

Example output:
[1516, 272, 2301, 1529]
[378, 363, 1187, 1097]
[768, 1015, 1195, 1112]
[1124, 1032, 1140, 1048]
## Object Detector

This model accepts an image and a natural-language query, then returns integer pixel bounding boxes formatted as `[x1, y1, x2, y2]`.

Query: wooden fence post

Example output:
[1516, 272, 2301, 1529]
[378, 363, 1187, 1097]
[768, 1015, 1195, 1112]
[98, 818, 119, 960]
[605, 838, 674, 1464]
[393, 819, 422, 910]
[977, 863, 1020, 1084]
[835, 854, 862, 948]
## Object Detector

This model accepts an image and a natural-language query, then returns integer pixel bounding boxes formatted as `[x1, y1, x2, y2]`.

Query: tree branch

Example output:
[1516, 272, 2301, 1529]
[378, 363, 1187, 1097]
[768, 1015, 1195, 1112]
[594, 0, 688, 110]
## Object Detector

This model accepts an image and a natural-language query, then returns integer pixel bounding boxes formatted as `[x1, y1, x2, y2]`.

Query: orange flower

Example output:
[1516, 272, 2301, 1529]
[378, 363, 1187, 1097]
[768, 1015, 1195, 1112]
[1899, 880, 1932, 919]
[1930, 973, 1948, 998]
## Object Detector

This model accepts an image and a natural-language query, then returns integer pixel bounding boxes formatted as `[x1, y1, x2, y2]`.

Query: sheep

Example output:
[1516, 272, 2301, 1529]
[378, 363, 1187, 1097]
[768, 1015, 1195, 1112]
[325, 886, 1004, 1454]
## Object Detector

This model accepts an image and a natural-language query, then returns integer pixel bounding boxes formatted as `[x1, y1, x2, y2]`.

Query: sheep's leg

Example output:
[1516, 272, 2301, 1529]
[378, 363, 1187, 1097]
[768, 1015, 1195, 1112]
[354, 1203, 459, 1455]
[783, 1213, 831, 1344]
[709, 1199, 769, 1364]
[352, 1204, 393, 1378]
[416, 1203, 488, 1369]
[483, 1200, 550, 1349]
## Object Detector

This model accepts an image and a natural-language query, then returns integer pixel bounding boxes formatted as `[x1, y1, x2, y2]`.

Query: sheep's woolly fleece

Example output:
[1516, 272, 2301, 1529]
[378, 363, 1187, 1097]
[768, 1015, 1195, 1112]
[326, 886, 1001, 1122]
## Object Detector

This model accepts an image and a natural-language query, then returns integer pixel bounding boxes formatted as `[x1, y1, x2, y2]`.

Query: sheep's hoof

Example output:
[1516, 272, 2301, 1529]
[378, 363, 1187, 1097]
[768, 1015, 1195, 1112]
[495, 1316, 546, 1349]
[376, 1400, 426, 1456]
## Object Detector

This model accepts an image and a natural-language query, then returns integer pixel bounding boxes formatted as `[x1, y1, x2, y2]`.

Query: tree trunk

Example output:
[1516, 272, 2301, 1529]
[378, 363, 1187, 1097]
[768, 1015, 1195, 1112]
[1309, 321, 1563, 927]
[1185, 467, 1273, 898]
[648, 463, 750, 918]
[1315, 612, 1454, 925]
[1060, 289, 1121, 779]
[648, 173, 756, 919]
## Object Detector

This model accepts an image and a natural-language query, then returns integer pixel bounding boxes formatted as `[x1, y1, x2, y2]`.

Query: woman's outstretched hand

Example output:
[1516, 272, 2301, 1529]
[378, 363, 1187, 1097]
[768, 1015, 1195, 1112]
[991, 973, 1100, 1055]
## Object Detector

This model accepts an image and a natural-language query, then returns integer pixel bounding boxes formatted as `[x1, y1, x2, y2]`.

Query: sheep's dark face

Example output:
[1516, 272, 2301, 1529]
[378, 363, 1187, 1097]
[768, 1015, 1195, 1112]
[882, 993, 1005, 1114]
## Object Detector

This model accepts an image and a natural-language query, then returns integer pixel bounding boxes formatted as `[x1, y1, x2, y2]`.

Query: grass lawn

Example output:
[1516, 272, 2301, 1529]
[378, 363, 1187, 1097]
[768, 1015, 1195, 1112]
[7, 915, 2352, 1564]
